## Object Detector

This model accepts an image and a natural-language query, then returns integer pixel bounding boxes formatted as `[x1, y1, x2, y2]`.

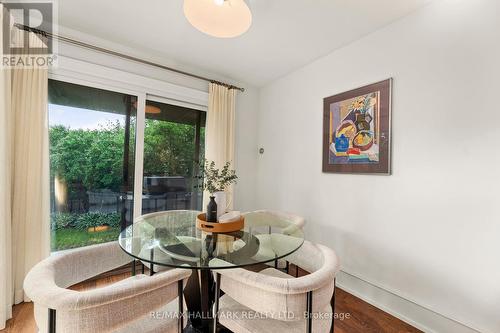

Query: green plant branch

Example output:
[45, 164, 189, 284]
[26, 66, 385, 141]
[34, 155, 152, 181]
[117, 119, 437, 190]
[196, 160, 238, 195]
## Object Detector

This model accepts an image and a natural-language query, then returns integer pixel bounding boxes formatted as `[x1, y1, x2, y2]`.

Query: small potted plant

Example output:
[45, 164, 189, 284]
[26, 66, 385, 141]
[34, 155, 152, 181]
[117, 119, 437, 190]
[198, 160, 238, 221]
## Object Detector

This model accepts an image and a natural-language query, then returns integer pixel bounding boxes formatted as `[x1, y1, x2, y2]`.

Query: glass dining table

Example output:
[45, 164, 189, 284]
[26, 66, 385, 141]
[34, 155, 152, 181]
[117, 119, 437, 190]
[118, 210, 305, 332]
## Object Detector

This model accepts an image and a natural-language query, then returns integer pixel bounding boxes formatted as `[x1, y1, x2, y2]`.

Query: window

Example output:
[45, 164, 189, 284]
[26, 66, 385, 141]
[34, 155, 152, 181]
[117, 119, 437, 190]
[48, 79, 206, 251]
[142, 99, 206, 214]
[48, 80, 137, 251]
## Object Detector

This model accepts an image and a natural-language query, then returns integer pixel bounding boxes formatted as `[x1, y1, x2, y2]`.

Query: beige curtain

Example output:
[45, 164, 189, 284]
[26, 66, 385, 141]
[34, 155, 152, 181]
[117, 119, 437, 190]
[0, 14, 50, 329]
[204, 83, 236, 208]
[0, 4, 14, 329]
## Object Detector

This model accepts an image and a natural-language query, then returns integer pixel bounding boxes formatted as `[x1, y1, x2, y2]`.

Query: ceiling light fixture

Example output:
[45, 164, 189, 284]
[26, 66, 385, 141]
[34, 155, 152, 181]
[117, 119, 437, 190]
[183, 0, 252, 38]
[145, 105, 162, 114]
[132, 101, 162, 114]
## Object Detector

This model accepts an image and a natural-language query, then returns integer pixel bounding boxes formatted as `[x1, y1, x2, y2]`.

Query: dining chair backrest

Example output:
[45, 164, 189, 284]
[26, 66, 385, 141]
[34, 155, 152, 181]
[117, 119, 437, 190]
[49, 241, 131, 288]
[243, 210, 306, 235]
[134, 210, 201, 273]
[24, 241, 191, 333]
[136, 209, 201, 228]
[217, 240, 339, 320]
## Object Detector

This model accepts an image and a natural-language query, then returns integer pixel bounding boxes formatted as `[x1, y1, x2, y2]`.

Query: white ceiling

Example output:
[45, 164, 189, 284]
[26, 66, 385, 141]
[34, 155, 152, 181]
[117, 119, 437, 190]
[58, 0, 432, 87]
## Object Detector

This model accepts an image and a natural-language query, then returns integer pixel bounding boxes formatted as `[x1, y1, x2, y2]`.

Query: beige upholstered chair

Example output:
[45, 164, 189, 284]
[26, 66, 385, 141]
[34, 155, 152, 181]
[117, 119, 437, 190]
[241, 210, 306, 271]
[213, 241, 339, 333]
[24, 241, 191, 333]
[243, 210, 306, 233]
[136, 210, 201, 274]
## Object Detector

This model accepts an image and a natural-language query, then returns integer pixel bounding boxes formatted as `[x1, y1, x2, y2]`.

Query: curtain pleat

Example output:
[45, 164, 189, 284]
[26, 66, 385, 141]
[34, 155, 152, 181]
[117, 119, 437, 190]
[204, 83, 237, 208]
[0, 4, 14, 329]
[0, 12, 50, 328]
[11, 63, 50, 303]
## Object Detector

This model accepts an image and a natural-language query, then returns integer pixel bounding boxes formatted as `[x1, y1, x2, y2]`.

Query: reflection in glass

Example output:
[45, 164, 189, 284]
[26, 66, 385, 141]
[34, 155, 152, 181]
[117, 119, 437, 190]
[142, 100, 206, 214]
[48, 80, 137, 251]
[119, 210, 305, 270]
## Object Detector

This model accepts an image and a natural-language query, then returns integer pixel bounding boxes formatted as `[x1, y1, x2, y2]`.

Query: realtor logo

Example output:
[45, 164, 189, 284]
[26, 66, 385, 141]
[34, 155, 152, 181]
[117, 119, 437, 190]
[1, 0, 57, 68]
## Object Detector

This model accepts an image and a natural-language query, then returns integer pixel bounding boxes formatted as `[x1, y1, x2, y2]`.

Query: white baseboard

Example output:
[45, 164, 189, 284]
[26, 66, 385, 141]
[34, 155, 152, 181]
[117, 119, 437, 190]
[336, 270, 481, 333]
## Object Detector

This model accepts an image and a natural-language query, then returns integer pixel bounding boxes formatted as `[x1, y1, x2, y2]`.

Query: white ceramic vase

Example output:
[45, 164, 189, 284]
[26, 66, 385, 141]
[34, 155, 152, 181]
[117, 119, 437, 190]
[213, 191, 226, 218]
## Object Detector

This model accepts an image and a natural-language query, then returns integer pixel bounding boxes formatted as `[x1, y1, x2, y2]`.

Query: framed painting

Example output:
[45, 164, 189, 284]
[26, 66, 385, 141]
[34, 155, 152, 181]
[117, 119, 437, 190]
[322, 79, 392, 174]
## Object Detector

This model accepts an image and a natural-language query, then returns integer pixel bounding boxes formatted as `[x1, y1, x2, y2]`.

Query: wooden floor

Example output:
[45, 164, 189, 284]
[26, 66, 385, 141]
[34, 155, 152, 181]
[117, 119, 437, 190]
[1, 267, 422, 333]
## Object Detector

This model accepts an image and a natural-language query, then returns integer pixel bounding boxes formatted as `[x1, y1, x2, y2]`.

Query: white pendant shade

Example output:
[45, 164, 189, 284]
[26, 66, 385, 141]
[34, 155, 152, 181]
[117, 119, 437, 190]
[184, 0, 252, 38]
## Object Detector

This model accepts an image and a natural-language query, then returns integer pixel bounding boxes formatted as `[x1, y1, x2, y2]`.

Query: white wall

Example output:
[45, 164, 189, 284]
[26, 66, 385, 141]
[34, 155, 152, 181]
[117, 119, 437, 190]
[233, 86, 259, 211]
[54, 28, 259, 211]
[256, 0, 500, 332]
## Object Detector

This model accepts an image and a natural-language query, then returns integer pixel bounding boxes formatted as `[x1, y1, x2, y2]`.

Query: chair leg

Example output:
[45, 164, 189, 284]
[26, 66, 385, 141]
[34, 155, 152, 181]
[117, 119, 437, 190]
[150, 248, 154, 276]
[178, 280, 184, 333]
[213, 273, 221, 333]
[131, 260, 136, 276]
[330, 278, 336, 333]
[306, 291, 313, 333]
[286, 261, 290, 274]
[48, 308, 56, 333]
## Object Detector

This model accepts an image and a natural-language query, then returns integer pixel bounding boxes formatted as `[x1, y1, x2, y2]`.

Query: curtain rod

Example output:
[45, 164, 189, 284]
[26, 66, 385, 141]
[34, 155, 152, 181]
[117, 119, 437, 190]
[13, 23, 245, 92]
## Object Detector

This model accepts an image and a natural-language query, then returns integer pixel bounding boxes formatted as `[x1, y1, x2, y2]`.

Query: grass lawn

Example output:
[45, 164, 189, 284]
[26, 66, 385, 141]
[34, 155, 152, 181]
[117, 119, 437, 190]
[51, 227, 121, 251]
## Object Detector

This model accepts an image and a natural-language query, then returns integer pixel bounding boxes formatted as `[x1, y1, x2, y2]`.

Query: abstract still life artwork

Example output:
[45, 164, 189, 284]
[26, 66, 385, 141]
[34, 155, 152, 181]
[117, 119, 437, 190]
[323, 79, 392, 174]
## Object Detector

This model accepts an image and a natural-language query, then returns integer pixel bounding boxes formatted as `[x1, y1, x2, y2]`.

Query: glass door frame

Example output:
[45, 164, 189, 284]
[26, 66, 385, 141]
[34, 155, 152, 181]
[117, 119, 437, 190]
[49, 58, 209, 223]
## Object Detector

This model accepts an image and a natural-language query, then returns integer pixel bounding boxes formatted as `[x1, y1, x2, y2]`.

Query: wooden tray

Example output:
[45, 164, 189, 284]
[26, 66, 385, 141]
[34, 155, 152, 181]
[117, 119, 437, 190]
[196, 213, 244, 233]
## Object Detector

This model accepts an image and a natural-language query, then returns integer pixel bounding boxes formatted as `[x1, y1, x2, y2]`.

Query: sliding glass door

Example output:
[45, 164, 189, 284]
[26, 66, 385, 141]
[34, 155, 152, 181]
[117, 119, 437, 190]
[48, 80, 206, 251]
[48, 80, 137, 251]
[142, 99, 206, 214]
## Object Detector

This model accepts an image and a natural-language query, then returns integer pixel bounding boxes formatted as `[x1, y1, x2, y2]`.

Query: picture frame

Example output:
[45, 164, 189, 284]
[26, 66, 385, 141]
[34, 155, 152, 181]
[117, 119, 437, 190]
[322, 79, 392, 174]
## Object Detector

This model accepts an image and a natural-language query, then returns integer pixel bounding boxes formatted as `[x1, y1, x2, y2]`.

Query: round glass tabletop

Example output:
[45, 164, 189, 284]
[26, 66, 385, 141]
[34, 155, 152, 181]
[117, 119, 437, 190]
[118, 210, 304, 270]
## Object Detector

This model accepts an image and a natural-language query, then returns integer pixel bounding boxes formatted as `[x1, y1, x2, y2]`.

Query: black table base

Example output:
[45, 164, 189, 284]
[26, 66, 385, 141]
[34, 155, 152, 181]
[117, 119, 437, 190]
[183, 268, 217, 332]
[183, 322, 232, 333]
[119, 211, 305, 333]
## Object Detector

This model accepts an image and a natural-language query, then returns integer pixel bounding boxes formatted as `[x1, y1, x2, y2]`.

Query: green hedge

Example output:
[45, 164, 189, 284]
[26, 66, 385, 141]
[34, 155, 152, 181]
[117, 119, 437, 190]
[51, 212, 121, 231]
